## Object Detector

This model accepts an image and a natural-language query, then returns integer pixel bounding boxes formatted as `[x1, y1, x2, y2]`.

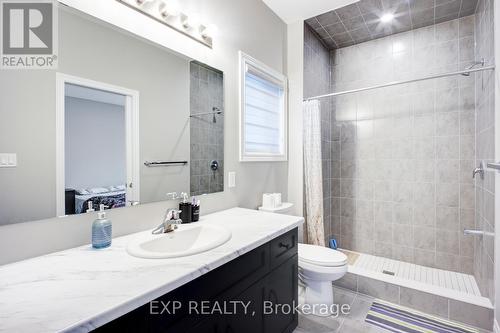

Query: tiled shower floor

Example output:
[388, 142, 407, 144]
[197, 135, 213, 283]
[351, 252, 482, 297]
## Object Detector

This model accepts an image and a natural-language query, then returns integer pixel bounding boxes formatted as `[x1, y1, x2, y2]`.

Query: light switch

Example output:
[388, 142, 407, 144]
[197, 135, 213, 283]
[228, 171, 236, 188]
[0, 153, 17, 168]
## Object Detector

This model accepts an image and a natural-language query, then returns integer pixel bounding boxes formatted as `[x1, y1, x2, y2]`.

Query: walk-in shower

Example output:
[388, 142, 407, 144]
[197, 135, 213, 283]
[302, 0, 495, 330]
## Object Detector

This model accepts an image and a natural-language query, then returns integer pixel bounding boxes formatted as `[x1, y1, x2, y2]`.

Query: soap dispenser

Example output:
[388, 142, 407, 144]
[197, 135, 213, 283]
[92, 204, 112, 249]
[191, 196, 200, 222]
[179, 192, 192, 223]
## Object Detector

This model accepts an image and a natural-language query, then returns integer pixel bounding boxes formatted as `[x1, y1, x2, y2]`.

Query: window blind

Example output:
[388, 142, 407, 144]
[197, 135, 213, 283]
[243, 67, 284, 155]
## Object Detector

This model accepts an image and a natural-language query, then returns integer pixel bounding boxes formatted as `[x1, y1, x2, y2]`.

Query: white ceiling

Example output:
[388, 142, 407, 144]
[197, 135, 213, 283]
[262, 0, 358, 24]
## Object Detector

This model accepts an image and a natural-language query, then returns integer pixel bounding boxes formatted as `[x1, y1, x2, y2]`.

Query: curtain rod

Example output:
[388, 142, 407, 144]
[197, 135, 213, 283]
[303, 65, 495, 101]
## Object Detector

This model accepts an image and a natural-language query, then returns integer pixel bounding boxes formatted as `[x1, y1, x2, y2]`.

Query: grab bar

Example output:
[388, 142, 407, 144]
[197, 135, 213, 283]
[189, 107, 223, 118]
[464, 229, 494, 237]
[463, 229, 484, 236]
[144, 161, 188, 167]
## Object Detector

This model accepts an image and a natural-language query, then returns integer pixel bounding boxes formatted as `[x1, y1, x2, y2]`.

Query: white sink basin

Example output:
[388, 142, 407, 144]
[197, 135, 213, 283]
[127, 223, 232, 259]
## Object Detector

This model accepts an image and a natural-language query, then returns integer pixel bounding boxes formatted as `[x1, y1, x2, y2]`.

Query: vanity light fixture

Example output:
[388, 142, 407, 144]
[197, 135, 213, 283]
[159, 0, 180, 18]
[182, 12, 200, 30]
[117, 0, 214, 48]
[181, 14, 191, 29]
[136, 0, 155, 5]
[201, 24, 218, 39]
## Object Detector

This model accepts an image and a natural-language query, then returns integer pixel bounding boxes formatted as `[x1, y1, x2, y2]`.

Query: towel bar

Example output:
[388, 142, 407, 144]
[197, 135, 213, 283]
[144, 161, 188, 167]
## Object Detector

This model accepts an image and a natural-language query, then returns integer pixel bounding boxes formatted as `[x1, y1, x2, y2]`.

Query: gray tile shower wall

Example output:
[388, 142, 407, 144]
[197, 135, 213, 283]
[327, 16, 478, 274]
[474, 0, 495, 305]
[304, 25, 333, 244]
[190, 62, 224, 195]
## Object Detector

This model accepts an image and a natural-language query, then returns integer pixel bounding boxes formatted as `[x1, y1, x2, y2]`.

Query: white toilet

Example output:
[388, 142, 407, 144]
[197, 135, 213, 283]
[298, 243, 348, 314]
[258, 201, 348, 315]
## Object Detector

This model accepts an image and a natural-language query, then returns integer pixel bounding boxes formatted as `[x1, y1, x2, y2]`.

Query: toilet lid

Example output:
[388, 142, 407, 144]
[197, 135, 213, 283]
[298, 243, 347, 267]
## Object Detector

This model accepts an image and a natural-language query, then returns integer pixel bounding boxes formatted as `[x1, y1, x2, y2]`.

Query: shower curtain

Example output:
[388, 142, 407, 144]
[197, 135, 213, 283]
[303, 100, 325, 247]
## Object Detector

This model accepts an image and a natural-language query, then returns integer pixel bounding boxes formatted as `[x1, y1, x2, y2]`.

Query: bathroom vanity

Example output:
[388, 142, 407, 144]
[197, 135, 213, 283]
[0, 208, 302, 333]
[97, 228, 298, 333]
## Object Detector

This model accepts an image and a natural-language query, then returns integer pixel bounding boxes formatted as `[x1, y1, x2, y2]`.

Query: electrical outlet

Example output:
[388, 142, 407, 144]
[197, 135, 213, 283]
[0, 153, 17, 168]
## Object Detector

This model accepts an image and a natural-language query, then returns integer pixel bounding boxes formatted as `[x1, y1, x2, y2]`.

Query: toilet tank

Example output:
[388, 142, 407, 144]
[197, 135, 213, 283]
[258, 202, 294, 214]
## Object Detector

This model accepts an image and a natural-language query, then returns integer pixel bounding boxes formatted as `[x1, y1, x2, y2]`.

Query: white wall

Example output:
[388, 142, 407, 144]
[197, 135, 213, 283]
[65, 97, 126, 190]
[0, 0, 288, 265]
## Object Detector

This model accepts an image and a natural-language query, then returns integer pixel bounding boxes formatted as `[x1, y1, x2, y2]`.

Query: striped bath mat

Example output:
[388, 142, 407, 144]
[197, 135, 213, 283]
[365, 300, 478, 333]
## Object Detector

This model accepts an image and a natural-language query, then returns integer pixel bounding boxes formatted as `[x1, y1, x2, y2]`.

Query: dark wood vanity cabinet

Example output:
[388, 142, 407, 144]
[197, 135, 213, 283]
[94, 228, 298, 333]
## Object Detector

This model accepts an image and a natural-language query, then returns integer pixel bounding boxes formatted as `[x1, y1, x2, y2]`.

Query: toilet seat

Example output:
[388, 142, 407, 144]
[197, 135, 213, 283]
[298, 243, 347, 267]
[299, 259, 348, 278]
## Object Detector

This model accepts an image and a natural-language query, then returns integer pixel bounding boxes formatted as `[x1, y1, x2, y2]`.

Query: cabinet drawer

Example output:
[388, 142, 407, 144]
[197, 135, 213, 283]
[269, 229, 297, 269]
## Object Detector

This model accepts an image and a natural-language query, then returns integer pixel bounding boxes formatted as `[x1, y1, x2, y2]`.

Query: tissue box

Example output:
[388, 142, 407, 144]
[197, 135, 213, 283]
[262, 193, 282, 208]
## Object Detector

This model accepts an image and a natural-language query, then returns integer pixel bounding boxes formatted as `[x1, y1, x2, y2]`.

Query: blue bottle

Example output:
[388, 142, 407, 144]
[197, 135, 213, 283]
[92, 204, 112, 249]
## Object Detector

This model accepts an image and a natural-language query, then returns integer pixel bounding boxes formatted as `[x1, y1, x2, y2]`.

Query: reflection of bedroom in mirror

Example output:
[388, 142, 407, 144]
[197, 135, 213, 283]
[57, 75, 140, 216]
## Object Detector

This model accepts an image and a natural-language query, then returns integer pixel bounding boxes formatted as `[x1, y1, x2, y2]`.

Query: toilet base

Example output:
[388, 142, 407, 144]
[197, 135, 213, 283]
[300, 280, 335, 317]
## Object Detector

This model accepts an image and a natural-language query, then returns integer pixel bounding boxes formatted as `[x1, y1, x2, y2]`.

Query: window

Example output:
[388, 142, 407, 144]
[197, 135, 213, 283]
[239, 51, 287, 162]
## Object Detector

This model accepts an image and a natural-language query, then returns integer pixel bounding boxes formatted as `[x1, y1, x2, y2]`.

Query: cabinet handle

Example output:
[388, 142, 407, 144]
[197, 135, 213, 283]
[279, 242, 291, 250]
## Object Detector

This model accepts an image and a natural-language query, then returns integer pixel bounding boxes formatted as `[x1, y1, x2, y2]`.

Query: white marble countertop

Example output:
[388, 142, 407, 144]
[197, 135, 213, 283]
[0, 207, 303, 333]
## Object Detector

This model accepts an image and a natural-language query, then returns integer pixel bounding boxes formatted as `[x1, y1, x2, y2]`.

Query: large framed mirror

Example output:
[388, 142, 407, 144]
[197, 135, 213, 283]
[0, 5, 224, 225]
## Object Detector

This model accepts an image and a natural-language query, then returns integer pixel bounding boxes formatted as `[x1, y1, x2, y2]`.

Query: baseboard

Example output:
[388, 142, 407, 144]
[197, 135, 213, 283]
[494, 319, 500, 333]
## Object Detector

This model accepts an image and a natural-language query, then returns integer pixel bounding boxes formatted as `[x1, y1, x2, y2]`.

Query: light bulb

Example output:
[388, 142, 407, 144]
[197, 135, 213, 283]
[201, 24, 218, 39]
[183, 12, 200, 29]
[136, 0, 155, 6]
[380, 13, 394, 23]
[159, 0, 180, 18]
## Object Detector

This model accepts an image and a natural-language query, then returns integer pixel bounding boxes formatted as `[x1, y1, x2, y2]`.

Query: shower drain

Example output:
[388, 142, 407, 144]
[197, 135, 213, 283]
[382, 270, 395, 276]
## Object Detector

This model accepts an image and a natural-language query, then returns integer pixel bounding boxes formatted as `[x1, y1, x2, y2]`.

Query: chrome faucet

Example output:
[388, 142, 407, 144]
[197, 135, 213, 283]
[152, 209, 183, 234]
